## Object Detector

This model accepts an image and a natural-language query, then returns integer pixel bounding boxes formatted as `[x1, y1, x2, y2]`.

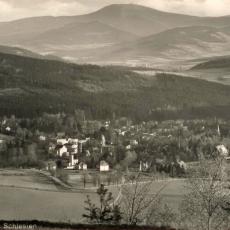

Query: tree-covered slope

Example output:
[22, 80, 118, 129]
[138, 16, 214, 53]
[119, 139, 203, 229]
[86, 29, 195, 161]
[1, 52, 230, 120]
[191, 56, 230, 70]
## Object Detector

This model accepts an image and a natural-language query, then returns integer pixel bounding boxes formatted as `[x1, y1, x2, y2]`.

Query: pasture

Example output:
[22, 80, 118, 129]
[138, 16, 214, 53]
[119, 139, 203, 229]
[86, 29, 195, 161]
[108, 179, 188, 211]
[0, 169, 187, 223]
[0, 169, 59, 191]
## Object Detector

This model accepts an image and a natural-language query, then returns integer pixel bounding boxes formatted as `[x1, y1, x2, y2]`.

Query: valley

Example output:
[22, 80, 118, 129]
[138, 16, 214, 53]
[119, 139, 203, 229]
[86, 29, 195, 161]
[1, 3, 230, 229]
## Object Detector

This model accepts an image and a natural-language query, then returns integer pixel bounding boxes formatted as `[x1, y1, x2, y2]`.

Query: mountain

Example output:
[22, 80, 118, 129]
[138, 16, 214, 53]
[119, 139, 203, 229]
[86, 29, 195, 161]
[95, 25, 230, 66]
[0, 16, 76, 44]
[77, 4, 230, 36]
[18, 21, 138, 59]
[0, 4, 200, 41]
[0, 4, 230, 63]
[77, 4, 200, 36]
[1, 4, 230, 40]
[1, 52, 230, 120]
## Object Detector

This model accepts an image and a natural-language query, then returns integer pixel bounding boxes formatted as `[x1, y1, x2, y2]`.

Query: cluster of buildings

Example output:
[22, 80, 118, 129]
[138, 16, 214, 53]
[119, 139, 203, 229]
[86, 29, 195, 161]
[1, 114, 230, 176]
[48, 136, 110, 172]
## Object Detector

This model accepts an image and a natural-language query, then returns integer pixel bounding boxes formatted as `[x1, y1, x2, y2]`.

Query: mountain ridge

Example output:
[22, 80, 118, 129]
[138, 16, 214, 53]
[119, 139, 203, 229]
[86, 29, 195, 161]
[1, 4, 230, 66]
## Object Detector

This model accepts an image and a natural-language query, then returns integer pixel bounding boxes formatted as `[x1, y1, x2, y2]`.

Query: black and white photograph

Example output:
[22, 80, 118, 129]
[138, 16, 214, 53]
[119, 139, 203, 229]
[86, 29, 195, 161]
[0, 0, 230, 229]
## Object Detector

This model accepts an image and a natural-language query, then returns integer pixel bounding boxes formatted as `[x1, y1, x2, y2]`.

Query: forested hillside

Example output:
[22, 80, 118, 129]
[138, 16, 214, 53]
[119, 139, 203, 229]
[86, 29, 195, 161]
[1, 52, 230, 120]
[191, 56, 230, 70]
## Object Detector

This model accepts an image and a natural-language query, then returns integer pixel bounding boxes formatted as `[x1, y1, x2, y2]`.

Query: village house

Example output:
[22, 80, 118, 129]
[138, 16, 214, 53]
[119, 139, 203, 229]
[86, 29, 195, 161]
[45, 161, 57, 171]
[56, 138, 79, 151]
[6, 127, 11, 132]
[177, 160, 187, 171]
[216, 144, 229, 157]
[100, 161, 109, 172]
[78, 162, 87, 170]
[55, 137, 92, 169]
[56, 145, 68, 157]
[55, 138, 80, 168]
[39, 135, 47, 141]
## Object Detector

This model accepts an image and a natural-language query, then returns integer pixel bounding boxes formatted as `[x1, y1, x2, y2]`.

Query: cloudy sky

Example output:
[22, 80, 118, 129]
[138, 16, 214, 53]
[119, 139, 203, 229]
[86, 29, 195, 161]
[0, 0, 230, 22]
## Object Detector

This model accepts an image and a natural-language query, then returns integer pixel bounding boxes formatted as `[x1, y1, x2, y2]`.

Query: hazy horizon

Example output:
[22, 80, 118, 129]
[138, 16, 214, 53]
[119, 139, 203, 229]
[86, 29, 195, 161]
[1, 0, 230, 22]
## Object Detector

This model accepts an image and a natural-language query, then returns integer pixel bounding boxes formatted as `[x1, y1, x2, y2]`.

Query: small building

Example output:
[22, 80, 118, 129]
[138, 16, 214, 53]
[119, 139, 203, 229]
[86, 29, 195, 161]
[100, 161, 109, 172]
[56, 145, 68, 157]
[39, 135, 46, 141]
[6, 127, 11, 132]
[216, 145, 229, 157]
[78, 162, 87, 170]
[45, 161, 57, 171]
[177, 160, 187, 171]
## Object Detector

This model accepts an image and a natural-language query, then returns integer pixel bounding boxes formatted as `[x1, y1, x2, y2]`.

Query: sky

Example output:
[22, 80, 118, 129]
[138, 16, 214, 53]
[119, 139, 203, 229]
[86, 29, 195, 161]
[0, 0, 230, 22]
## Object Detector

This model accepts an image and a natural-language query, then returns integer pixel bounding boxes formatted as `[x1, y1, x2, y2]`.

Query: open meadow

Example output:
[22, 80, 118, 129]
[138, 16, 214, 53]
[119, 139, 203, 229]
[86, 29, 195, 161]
[0, 169, 98, 222]
[0, 169, 188, 223]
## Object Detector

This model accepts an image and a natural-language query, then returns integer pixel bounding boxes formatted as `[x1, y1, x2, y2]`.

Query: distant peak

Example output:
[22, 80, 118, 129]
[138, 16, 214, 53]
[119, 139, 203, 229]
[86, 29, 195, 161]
[90, 3, 192, 17]
[94, 3, 161, 13]
[108, 3, 158, 9]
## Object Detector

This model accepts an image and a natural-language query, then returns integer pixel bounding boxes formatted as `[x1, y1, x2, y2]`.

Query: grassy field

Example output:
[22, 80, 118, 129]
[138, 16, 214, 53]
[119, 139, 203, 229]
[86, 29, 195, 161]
[0, 169, 60, 191]
[0, 186, 100, 223]
[107, 179, 187, 211]
[0, 170, 187, 223]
